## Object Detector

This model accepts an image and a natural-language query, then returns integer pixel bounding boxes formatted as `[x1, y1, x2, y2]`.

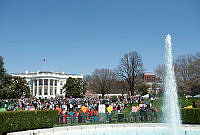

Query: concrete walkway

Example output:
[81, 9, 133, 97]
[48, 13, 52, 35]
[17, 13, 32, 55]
[8, 123, 200, 135]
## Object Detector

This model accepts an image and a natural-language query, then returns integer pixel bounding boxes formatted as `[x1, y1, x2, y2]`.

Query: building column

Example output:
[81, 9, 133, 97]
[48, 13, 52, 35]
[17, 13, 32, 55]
[48, 79, 50, 98]
[32, 80, 35, 97]
[53, 79, 55, 98]
[37, 79, 39, 98]
[58, 80, 60, 95]
[42, 79, 44, 97]
[55, 80, 57, 96]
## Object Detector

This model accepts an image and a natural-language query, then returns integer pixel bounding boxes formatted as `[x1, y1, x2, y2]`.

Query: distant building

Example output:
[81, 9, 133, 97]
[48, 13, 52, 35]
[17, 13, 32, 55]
[143, 73, 156, 82]
[143, 73, 160, 95]
[11, 70, 83, 99]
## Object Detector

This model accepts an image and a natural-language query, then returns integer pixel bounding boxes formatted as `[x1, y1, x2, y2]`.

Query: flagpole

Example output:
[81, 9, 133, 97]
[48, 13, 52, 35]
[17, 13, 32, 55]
[43, 58, 46, 71]
[45, 59, 46, 71]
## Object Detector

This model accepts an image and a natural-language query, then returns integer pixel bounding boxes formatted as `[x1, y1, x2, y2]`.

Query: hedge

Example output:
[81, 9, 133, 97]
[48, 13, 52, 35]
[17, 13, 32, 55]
[0, 110, 58, 134]
[0, 109, 199, 134]
[181, 108, 200, 124]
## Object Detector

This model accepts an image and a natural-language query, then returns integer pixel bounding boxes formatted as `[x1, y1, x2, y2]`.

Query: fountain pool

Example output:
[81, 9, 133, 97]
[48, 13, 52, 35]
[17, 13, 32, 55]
[8, 123, 200, 135]
[33, 124, 200, 135]
[54, 127, 199, 135]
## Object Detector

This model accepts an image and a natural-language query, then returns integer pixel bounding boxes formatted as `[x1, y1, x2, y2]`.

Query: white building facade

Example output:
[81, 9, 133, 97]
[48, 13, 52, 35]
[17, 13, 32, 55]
[11, 71, 83, 99]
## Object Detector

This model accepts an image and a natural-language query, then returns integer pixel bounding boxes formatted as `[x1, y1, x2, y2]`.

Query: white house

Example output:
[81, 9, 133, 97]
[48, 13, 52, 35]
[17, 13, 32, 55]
[11, 70, 83, 99]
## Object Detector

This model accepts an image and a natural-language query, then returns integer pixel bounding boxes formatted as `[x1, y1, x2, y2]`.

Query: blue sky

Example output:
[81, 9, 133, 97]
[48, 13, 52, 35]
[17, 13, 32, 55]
[0, 0, 199, 75]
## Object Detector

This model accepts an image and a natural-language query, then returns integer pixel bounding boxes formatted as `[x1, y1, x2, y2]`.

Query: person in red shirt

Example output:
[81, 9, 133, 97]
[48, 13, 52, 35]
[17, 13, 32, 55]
[94, 109, 99, 120]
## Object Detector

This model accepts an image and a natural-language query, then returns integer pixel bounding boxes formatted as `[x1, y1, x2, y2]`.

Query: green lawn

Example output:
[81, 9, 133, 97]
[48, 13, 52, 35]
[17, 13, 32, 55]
[122, 97, 200, 122]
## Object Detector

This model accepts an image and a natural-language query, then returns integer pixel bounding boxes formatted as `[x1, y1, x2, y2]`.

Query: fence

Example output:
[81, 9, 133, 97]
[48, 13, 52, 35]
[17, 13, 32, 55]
[56, 111, 159, 125]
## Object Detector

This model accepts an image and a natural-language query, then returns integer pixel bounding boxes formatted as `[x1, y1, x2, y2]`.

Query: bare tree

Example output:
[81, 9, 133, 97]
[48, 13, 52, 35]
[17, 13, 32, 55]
[117, 51, 143, 96]
[187, 52, 200, 96]
[154, 64, 165, 81]
[84, 69, 116, 97]
[153, 64, 166, 97]
[190, 52, 200, 80]
[154, 52, 200, 96]
[110, 79, 129, 95]
[174, 54, 194, 94]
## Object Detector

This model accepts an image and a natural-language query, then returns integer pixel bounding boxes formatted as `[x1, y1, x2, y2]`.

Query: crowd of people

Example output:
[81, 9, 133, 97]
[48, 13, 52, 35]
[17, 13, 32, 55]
[0, 95, 159, 123]
[0, 96, 127, 112]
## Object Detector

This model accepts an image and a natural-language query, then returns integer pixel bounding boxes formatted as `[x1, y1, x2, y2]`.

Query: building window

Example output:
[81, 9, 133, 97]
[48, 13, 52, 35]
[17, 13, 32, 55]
[39, 88, 42, 95]
[55, 80, 57, 86]
[60, 81, 63, 85]
[44, 79, 48, 85]
[31, 86, 33, 93]
[30, 81, 33, 86]
[39, 79, 43, 86]
[50, 88, 53, 95]
[54, 88, 57, 95]
[60, 89, 62, 94]
[34, 87, 37, 96]
[50, 79, 53, 86]
[35, 80, 37, 86]
[31, 87, 33, 94]
[44, 88, 48, 95]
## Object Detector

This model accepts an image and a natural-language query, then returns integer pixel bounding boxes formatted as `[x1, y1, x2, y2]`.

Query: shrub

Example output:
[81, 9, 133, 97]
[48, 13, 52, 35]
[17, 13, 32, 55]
[179, 97, 200, 108]
[181, 108, 200, 124]
[0, 110, 58, 134]
[111, 96, 118, 102]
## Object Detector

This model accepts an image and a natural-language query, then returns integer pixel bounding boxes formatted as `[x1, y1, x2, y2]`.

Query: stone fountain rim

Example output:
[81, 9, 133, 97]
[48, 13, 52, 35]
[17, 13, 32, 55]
[8, 123, 200, 135]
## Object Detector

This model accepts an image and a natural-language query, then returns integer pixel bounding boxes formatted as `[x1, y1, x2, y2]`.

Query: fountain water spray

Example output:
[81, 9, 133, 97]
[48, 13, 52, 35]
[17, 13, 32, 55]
[163, 34, 183, 135]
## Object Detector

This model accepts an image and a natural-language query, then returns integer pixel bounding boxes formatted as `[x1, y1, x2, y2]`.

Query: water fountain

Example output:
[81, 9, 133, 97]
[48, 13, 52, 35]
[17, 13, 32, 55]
[163, 34, 183, 135]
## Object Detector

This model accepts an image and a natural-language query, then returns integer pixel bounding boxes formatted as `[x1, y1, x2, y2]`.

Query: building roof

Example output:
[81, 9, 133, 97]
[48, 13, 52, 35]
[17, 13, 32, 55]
[144, 73, 156, 76]
[11, 71, 82, 76]
[11, 70, 83, 79]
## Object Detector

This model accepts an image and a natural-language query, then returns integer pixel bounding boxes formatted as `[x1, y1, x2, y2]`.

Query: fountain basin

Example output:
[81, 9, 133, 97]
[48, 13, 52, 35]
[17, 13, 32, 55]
[8, 123, 200, 135]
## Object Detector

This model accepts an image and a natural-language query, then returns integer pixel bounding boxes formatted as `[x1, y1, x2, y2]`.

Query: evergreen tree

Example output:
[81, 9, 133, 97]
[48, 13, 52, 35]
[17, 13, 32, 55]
[0, 56, 6, 81]
[136, 84, 149, 96]
[0, 56, 31, 99]
[63, 77, 86, 98]
[0, 76, 30, 99]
